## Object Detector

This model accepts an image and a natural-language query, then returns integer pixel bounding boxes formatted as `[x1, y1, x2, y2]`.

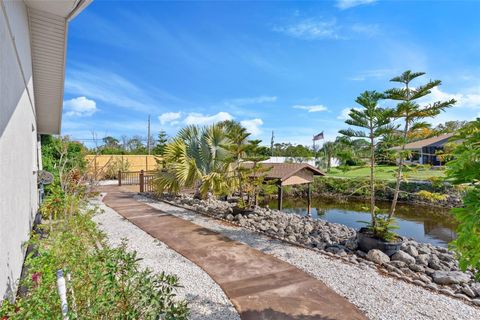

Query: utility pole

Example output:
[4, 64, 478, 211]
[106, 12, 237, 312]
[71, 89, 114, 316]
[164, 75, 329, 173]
[270, 131, 274, 157]
[147, 115, 151, 155]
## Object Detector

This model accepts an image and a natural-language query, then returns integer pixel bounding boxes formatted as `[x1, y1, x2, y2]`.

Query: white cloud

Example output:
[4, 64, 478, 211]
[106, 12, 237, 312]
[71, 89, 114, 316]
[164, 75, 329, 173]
[64, 96, 97, 117]
[420, 87, 480, 109]
[273, 18, 340, 40]
[65, 65, 180, 113]
[351, 23, 380, 37]
[293, 104, 328, 112]
[240, 118, 263, 136]
[226, 96, 277, 106]
[337, 107, 362, 120]
[159, 112, 182, 124]
[184, 112, 233, 126]
[336, 0, 377, 10]
[348, 68, 396, 81]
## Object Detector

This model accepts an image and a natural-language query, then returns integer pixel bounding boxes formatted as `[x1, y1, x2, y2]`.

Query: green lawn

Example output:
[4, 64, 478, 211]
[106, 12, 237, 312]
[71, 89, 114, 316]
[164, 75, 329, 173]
[326, 165, 445, 181]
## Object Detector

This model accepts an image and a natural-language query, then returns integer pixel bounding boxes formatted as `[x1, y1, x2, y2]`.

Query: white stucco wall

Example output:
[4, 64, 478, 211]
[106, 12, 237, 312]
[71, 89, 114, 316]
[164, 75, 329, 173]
[0, 0, 39, 302]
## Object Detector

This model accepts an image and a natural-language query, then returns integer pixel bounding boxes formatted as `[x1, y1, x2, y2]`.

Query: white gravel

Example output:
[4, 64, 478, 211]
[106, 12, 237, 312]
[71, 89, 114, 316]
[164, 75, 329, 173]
[90, 194, 240, 320]
[136, 195, 480, 320]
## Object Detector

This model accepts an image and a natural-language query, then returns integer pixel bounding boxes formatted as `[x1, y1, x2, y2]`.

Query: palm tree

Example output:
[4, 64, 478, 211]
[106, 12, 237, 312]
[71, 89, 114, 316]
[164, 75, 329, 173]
[154, 124, 233, 198]
[319, 141, 336, 172]
[385, 71, 456, 219]
[339, 91, 394, 234]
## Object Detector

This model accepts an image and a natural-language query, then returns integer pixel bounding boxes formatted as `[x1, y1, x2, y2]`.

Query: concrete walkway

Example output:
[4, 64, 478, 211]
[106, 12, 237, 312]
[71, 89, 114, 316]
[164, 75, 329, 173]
[100, 186, 367, 320]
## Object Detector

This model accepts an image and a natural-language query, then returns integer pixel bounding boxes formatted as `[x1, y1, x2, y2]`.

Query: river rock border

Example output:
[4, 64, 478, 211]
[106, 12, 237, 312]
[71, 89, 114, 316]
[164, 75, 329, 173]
[147, 193, 480, 307]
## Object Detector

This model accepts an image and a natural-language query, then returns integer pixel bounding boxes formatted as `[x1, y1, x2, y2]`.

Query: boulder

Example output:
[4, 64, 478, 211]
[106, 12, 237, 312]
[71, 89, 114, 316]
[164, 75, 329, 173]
[417, 274, 432, 284]
[367, 249, 390, 265]
[428, 255, 443, 270]
[462, 285, 476, 298]
[432, 271, 471, 285]
[404, 245, 419, 257]
[226, 214, 234, 221]
[438, 253, 455, 262]
[389, 260, 407, 269]
[391, 251, 416, 265]
[409, 264, 425, 273]
[416, 254, 429, 266]
[471, 282, 480, 297]
[356, 250, 367, 259]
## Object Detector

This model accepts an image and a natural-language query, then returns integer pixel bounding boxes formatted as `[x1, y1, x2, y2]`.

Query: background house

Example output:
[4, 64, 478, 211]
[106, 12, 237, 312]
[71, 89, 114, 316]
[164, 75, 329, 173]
[0, 0, 90, 302]
[393, 133, 454, 166]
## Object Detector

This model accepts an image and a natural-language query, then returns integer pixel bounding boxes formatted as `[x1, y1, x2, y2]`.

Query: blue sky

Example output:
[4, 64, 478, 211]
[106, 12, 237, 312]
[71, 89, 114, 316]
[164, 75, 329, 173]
[62, 0, 480, 147]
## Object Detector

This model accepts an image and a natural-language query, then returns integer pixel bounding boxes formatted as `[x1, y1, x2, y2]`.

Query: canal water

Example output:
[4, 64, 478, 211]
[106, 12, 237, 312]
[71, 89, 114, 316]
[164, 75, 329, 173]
[268, 197, 457, 247]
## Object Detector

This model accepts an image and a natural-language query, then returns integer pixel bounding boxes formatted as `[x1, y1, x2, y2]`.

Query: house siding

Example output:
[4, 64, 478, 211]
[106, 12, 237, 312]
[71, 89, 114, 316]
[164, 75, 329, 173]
[0, 0, 40, 302]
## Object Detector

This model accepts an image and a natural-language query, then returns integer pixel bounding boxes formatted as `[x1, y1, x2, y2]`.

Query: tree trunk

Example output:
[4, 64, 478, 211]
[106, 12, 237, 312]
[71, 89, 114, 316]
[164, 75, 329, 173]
[389, 119, 409, 219]
[370, 132, 376, 229]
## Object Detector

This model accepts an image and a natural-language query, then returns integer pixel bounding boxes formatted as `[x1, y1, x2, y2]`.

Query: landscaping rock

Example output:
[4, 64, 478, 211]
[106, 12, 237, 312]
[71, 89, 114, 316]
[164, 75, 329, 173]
[470, 282, 480, 297]
[428, 255, 443, 270]
[432, 271, 471, 285]
[409, 264, 425, 273]
[416, 254, 429, 266]
[367, 249, 390, 265]
[462, 285, 476, 298]
[391, 251, 416, 265]
[404, 245, 418, 257]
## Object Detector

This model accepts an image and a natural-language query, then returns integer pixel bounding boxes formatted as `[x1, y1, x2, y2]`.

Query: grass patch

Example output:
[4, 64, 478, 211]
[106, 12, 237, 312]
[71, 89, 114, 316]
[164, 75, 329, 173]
[326, 165, 445, 181]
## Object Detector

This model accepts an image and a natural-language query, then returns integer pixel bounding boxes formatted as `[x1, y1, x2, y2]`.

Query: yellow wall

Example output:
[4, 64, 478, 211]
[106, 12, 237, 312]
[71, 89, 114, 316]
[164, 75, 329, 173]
[85, 155, 163, 178]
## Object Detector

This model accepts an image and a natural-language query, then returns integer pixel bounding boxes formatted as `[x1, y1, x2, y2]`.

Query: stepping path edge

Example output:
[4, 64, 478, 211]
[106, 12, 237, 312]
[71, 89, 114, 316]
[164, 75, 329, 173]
[100, 186, 367, 320]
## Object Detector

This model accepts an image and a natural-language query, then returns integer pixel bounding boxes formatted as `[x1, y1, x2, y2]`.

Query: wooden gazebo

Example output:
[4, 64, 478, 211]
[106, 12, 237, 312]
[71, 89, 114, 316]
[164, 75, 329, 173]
[255, 163, 325, 212]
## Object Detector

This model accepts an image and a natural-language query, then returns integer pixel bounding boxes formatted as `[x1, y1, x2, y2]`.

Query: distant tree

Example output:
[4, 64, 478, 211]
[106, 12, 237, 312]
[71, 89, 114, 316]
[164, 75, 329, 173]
[375, 131, 398, 165]
[152, 130, 169, 155]
[127, 136, 147, 154]
[434, 121, 468, 135]
[407, 124, 434, 141]
[319, 141, 336, 172]
[100, 136, 124, 154]
[385, 70, 456, 219]
[102, 136, 120, 148]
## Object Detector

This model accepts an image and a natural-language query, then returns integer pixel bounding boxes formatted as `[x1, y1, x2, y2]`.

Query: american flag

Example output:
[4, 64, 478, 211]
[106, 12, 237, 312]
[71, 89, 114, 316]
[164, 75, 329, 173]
[313, 132, 324, 141]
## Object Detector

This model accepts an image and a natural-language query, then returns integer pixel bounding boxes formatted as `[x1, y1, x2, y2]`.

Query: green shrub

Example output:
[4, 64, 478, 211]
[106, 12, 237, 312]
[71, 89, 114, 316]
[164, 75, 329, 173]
[0, 210, 188, 319]
[446, 119, 480, 279]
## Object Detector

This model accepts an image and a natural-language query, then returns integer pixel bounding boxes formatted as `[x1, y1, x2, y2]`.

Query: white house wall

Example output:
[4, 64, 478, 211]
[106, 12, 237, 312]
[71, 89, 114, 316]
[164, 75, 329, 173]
[0, 0, 39, 302]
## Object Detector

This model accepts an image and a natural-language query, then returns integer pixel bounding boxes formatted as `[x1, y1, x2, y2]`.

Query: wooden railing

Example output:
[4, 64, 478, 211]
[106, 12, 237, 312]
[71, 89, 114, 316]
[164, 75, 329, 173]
[118, 170, 156, 193]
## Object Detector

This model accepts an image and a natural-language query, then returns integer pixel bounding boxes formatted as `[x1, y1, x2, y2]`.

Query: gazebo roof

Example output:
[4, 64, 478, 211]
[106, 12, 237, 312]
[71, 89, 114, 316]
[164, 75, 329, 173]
[244, 162, 324, 183]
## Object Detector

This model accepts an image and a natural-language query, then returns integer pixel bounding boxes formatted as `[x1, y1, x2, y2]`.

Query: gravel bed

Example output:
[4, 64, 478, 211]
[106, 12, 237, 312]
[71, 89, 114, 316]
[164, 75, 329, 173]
[90, 194, 240, 320]
[136, 195, 480, 320]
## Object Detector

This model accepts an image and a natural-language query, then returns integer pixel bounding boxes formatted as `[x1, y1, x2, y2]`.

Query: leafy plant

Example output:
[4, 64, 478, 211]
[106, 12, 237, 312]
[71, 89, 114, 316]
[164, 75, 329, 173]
[446, 118, 480, 279]
[0, 212, 188, 319]
[416, 190, 448, 202]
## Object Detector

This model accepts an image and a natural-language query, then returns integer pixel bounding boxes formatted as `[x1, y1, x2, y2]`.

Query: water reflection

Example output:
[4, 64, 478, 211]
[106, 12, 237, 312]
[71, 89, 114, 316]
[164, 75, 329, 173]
[268, 197, 457, 247]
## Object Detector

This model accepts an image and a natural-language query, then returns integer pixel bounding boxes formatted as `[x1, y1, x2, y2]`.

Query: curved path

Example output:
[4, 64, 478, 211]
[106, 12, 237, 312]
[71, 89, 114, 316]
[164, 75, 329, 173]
[100, 186, 366, 320]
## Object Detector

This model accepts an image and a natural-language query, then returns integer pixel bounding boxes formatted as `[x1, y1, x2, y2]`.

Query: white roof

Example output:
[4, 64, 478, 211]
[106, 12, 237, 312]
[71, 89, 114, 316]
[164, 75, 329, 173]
[25, 0, 92, 134]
